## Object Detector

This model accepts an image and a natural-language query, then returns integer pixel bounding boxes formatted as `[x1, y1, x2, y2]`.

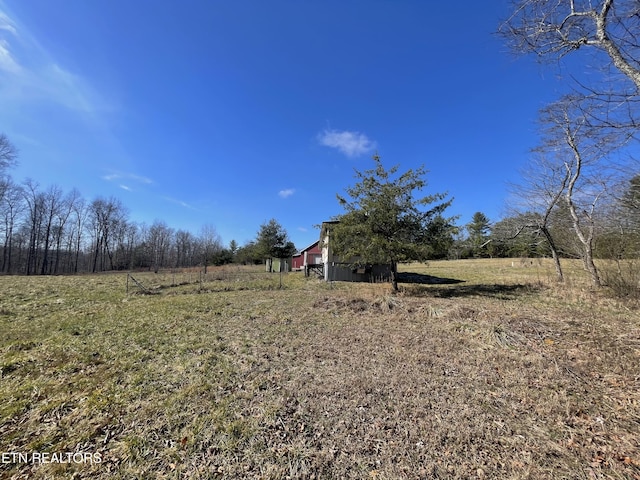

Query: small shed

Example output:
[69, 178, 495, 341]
[265, 257, 292, 273]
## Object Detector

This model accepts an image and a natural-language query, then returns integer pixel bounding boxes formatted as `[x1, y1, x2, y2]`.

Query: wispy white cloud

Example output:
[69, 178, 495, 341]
[129, 173, 153, 184]
[278, 188, 295, 198]
[119, 184, 132, 192]
[0, 12, 20, 74]
[0, 11, 17, 35]
[102, 172, 154, 185]
[162, 196, 197, 210]
[43, 63, 95, 113]
[0, 39, 20, 73]
[297, 227, 308, 232]
[0, 6, 110, 115]
[317, 129, 376, 158]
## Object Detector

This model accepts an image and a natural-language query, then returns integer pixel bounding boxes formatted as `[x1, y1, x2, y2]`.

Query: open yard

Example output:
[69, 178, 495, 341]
[1, 260, 639, 479]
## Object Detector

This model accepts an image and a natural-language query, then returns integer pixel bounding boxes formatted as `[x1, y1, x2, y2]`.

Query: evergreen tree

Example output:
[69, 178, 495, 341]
[616, 174, 640, 257]
[331, 154, 453, 291]
[255, 219, 296, 271]
[621, 175, 640, 229]
[229, 239, 239, 256]
[235, 241, 261, 265]
[490, 214, 552, 258]
[424, 215, 458, 260]
[467, 212, 491, 257]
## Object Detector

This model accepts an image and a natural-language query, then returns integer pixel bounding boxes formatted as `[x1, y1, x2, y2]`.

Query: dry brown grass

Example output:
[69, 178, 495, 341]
[1, 259, 639, 479]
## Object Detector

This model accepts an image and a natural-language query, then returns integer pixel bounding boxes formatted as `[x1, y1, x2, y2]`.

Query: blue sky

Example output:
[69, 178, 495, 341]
[0, 0, 569, 249]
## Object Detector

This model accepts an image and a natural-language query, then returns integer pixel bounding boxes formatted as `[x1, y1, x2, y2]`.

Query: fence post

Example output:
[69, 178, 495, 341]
[127, 274, 149, 294]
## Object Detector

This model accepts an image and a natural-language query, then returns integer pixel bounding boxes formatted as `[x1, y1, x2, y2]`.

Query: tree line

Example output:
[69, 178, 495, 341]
[455, 201, 640, 269]
[0, 134, 301, 275]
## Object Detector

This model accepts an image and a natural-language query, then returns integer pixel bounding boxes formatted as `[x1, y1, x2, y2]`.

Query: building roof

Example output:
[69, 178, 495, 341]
[293, 239, 320, 257]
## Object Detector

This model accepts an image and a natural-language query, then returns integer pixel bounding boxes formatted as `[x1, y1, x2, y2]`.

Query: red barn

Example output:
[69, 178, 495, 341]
[291, 240, 322, 273]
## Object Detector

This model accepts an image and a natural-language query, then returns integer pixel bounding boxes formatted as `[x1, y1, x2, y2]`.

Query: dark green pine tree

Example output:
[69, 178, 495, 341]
[467, 212, 491, 257]
[331, 154, 453, 291]
[255, 219, 296, 271]
[619, 174, 640, 256]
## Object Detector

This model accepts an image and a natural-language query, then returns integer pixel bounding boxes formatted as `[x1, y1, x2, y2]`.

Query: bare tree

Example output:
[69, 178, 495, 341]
[500, 0, 640, 90]
[55, 189, 82, 273]
[67, 193, 87, 273]
[199, 224, 223, 274]
[114, 221, 138, 271]
[88, 197, 128, 272]
[22, 180, 46, 275]
[175, 229, 198, 268]
[0, 134, 18, 174]
[536, 95, 629, 286]
[39, 185, 65, 275]
[0, 178, 24, 273]
[500, 0, 640, 143]
[508, 152, 571, 282]
[501, 1, 640, 289]
[147, 220, 174, 273]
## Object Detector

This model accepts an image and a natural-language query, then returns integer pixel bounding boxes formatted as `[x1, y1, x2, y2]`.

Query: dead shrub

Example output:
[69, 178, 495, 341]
[443, 305, 481, 321]
[601, 260, 640, 300]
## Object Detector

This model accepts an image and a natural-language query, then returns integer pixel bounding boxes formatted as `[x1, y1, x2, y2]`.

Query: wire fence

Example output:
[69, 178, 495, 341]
[125, 265, 294, 294]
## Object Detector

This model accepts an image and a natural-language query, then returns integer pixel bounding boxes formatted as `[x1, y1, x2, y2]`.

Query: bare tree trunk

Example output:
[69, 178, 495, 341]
[565, 140, 602, 287]
[540, 226, 564, 282]
[1, 197, 18, 273]
[2, 229, 10, 272]
[53, 227, 63, 274]
[40, 220, 52, 275]
[390, 260, 398, 291]
[74, 234, 82, 273]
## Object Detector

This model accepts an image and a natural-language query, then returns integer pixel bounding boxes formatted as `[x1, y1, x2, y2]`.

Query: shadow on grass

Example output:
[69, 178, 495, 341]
[398, 272, 544, 300]
[397, 272, 463, 285]
[427, 283, 543, 299]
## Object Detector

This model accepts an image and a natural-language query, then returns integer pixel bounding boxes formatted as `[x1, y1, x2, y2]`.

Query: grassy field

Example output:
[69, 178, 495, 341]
[1, 259, 639, 479]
